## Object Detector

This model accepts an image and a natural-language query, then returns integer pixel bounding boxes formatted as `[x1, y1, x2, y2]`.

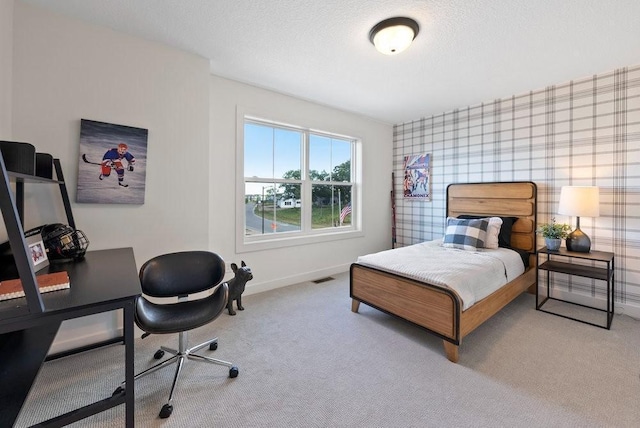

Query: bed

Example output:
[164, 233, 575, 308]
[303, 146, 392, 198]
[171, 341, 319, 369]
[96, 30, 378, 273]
[350, 181, 537, 363]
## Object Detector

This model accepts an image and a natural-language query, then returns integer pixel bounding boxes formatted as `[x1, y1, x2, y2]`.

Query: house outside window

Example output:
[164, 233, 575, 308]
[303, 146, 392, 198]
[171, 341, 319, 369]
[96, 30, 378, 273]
[237, 114, 360, 252]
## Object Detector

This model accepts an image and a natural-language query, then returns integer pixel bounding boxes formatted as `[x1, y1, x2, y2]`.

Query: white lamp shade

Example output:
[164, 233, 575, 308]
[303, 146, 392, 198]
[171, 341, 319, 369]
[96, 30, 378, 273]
[558, 186, 600, 217]
[372, 25, 416, 55]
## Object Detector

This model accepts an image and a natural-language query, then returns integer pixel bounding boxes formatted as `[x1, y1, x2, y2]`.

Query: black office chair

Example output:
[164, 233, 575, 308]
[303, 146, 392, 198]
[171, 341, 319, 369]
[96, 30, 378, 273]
[114, 251, 239, 419]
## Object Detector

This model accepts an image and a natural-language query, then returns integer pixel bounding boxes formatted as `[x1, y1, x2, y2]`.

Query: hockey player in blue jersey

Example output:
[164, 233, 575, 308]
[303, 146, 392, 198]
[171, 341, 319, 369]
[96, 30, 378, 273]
[99, 142, 135, 187]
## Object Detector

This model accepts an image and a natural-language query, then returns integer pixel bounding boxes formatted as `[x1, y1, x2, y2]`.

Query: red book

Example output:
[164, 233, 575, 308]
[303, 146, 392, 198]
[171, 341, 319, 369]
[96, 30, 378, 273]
[0, 271, 70, 301]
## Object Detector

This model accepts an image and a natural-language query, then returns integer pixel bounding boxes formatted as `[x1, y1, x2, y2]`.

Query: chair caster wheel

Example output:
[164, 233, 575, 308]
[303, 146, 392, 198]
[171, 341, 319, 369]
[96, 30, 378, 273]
[112, 386, 124, 396]
[154, 349, 165, 359]
[159, 403, 173, 419]
[229, 366, 239, 378]
[209, 342, 218, 351]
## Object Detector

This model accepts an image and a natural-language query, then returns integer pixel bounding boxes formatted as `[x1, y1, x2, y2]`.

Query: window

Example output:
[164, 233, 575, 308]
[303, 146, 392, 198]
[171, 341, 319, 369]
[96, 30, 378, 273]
[238, 114, 360, 251]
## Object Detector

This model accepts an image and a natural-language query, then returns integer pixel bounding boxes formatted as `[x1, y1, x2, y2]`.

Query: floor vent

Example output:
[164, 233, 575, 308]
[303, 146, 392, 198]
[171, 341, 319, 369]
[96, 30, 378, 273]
[312, 276, 334, 284]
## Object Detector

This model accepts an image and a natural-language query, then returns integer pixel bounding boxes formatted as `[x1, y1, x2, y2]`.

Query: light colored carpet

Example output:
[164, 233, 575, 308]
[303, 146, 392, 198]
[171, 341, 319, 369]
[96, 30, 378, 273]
[15, 272, 640, 427]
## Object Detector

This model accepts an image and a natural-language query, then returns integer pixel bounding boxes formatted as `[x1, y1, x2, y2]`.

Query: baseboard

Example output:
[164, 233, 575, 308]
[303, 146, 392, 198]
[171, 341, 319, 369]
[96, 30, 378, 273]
[243, 263, 351, 296]
[617, 303, 640, 320]
[49, 327, 124, 355]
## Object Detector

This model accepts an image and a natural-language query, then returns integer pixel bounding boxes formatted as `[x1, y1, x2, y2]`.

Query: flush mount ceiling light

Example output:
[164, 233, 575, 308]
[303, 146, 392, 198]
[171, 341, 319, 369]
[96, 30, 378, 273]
[369, 17, 420, 55]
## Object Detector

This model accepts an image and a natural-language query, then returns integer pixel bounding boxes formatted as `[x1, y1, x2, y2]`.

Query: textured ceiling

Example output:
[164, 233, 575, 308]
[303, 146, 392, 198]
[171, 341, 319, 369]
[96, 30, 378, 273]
[20, 0, 640, 124]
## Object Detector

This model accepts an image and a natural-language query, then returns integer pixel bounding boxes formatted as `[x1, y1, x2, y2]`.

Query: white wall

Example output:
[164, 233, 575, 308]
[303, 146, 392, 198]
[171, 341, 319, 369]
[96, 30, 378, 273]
[209, 76, 393, 295]
[0, 0, 13, 139]
[12, 2, 211, 260]
[10, 2, 210, 352]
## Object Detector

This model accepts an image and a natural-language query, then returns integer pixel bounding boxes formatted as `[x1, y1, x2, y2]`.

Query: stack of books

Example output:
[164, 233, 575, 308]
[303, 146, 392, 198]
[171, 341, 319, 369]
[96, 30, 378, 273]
[0, 271, 70, 301]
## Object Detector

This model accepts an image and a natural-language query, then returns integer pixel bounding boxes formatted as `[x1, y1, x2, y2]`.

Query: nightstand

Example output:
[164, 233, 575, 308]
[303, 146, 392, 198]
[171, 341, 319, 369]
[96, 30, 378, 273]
[536, 247, 614, 329]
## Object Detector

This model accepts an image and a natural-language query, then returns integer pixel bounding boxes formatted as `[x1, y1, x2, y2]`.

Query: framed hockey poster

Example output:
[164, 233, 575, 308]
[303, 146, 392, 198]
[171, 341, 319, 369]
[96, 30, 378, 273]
[403, 153, 431, 200]
[77, 119, 148, 204]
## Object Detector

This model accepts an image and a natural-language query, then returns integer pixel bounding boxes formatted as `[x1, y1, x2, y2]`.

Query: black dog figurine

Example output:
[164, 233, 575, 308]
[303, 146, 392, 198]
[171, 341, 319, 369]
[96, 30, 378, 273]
[226, 261, 253, 315]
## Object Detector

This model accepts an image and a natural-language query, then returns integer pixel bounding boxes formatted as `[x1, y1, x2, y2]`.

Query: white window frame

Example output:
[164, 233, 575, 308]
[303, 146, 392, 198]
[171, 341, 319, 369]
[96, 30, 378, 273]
[236, 107, 363, 253]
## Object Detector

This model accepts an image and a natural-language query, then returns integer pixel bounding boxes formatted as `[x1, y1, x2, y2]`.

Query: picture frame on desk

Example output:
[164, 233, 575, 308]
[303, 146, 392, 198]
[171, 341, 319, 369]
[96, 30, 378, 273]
[26, 234, 48, 272]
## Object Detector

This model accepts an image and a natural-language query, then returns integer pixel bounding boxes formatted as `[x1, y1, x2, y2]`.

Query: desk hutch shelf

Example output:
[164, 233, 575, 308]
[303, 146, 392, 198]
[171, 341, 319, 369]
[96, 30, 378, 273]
[0, 151, 139, 427]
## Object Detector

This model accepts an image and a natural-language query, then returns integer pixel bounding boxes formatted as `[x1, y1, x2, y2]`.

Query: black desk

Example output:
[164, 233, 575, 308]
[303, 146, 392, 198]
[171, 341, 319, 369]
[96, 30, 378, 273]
[0, 247, 141, 427]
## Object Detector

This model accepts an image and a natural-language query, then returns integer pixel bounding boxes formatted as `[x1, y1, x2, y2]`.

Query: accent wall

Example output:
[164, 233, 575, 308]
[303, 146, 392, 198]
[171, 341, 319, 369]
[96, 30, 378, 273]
[393, 65, 640, 317]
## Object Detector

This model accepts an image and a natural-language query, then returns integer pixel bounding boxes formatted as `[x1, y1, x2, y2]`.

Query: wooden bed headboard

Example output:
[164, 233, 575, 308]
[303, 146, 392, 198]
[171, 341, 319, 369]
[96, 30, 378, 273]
[446, 181, 537, 253]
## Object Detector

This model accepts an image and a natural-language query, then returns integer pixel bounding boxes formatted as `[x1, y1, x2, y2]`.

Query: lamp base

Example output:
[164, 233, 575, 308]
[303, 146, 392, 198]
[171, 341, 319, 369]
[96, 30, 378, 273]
[565, 228, 591, 253]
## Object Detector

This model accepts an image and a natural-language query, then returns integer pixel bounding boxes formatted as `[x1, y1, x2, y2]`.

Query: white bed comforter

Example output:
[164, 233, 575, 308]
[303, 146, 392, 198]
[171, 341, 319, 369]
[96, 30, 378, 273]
[356, 239, 525, 310]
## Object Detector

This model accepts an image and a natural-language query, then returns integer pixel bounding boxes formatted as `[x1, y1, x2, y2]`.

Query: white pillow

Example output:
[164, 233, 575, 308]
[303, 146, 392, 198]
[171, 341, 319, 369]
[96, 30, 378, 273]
[484, 217, 503, 249]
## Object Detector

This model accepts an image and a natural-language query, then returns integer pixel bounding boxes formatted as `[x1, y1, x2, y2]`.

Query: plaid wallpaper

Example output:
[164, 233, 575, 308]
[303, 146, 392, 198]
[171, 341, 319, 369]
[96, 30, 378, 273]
[393, 65, 640, 311]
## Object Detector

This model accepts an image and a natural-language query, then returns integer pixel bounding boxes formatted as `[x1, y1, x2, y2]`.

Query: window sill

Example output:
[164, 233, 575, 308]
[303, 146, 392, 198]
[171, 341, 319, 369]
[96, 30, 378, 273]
[237, 228, 363, 253]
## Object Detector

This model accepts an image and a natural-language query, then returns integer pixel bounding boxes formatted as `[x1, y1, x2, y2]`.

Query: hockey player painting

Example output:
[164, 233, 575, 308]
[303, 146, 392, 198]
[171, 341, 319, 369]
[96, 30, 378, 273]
[99, 143, 135, 187]
[77, 118, 147, 205]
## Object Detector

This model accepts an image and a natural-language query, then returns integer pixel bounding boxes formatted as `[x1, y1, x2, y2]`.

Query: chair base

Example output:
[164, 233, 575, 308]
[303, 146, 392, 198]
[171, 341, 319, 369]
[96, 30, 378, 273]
[116, 332, 238, 419]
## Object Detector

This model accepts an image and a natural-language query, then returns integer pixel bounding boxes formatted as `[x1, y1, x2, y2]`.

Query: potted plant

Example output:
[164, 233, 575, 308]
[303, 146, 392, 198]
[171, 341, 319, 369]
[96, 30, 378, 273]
[536, 217, 571, 251]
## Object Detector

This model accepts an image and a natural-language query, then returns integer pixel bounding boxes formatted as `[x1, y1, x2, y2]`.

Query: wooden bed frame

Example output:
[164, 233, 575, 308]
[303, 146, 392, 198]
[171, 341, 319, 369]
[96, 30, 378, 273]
[350, 181, 537, 363]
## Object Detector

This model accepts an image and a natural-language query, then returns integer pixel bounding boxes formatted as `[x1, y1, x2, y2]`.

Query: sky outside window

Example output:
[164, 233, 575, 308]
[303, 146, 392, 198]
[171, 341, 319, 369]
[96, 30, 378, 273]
[244, 123, 301, 180]
[245, 123, 352, 196]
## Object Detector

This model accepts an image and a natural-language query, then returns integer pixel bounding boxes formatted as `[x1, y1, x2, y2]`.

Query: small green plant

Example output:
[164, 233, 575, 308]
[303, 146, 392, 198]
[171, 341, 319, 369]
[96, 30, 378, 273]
[536, 217, 572, 239]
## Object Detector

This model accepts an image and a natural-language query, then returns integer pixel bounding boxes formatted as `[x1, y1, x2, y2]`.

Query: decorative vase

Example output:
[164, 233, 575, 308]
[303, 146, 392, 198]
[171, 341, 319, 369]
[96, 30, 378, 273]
[545, 238, 561, 251]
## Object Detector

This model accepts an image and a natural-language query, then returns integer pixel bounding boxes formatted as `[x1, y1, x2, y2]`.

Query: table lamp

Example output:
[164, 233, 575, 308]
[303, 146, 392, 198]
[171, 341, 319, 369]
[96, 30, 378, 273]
[557, 186, 600, 252]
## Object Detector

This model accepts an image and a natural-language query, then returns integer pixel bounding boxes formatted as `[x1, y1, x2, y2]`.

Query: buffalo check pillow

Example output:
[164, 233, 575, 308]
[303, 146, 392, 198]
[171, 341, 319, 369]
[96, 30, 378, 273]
[457, 216, 502, 249]
[443, 217, 489, 250]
